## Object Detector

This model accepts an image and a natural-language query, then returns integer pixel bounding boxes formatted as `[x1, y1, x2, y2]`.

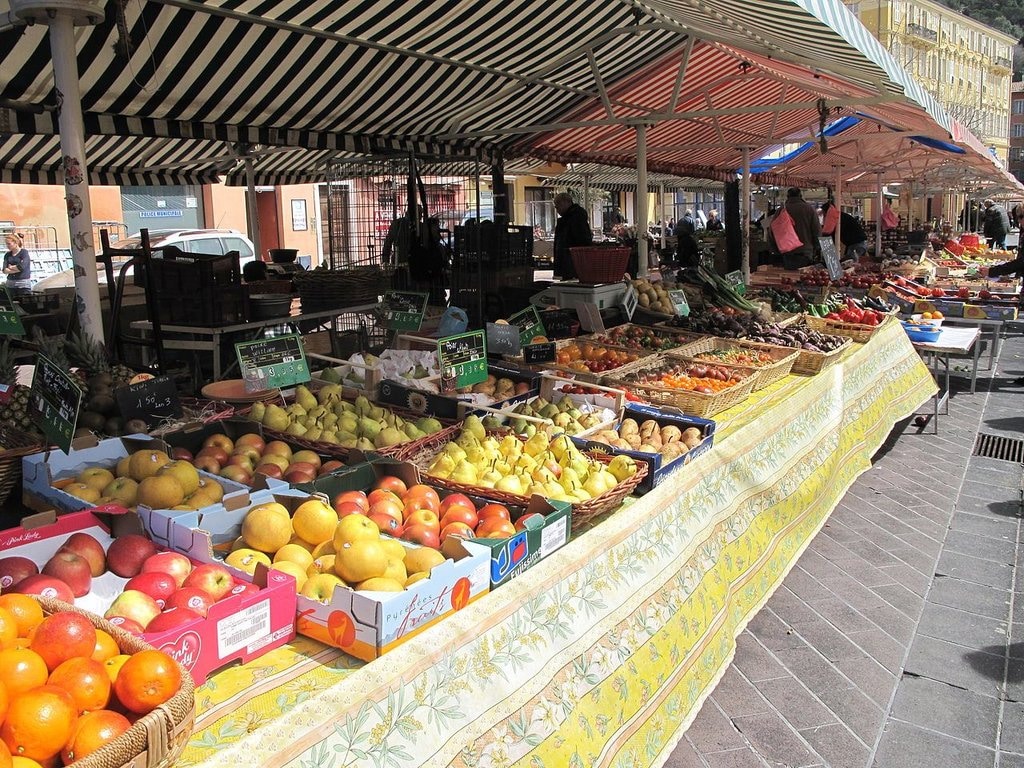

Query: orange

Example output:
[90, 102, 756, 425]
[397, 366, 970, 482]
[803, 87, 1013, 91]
[102, 655, 130, 685]
[60, 710, 131, 764]
[0, 610, 17, 650]
[47, 658, 110, 713]
[0, 650, 48, 697]
[10, 757, 42, 768]
[933, 310, 944, 319]
[7, 640, 28, 651]
[90, 631, 119, 663]
[0, 743, 9, 768]
[112, 651, 180, 714]
[0, 682, 7, 727]
[0, 686, 77, 762]
[28, 613, 96, 672]
[0, 598, 42, 640]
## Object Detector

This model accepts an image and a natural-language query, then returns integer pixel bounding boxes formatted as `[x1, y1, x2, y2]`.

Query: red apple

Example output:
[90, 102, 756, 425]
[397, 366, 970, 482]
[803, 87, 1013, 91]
[514, 512, 545, 531]
[170, 446, 194, 462]
[263, 441, 293, 460]
[0, 556, 38, 590]
[41, 551, 92, 597]
[332, 491, 369, 513]
[373, 476, 407, 495]
[104, 616, 145, 635]
[124, 572, 178, 608]
[182, 563, 234, 601]
[291, 450, 321, 471]
[368, 489, 402, 509]
[225, 454, 255, 472]
[104, 590, 161, 629]
[164, 587, 213, 618]
[440, 521, 474, 543]
[225, 582, 259, 599]
[143, 607, 202, 634]
[196, 446, 229, 466]
[478, 503, 511, 521]
[369, 498, 404, 525]
[440, 506, 479, 530]
[284, 466, 317, 484]
[193, 455, 221, 475]
[476, 518, 516, 538]
[59, 532, 107, 577]
[220, 465, 253, 485]
[334, 501, 367, 519]
[235, 433, 266, 453]
[14, 574, 75, 603]
[401, 525, 440, 549]
[405, 508, 440, 532]
[255, 464, 285, 480]
[318, 460, 344, 477]
[368, 513, 404, 536]
[257, 453, 290, 473]
[106, 534, 160, 578]
[141, 551, 193, 587]
[232, 445, 262, 465]
[203, 434, 234, 453]
[286, 461, 318, 476]
[440, 493, 476, 515]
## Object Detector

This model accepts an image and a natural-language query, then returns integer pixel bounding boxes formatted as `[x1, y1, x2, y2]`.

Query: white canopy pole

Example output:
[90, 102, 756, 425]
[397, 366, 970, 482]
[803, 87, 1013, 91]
[741, 146, 751, 283]
[48, 11, 105, 342]
[834, 165, 843, 258]
[659, 183, 667, 250]
[636, 124, 648, 277]
[875, 172, 883, 259]
[244, 157, 262, 260]
[582, 173, 591, 233]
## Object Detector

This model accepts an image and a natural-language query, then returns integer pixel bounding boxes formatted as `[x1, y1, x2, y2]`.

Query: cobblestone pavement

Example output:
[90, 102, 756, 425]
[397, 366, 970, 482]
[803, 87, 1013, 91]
[670, 327, 1024, 768]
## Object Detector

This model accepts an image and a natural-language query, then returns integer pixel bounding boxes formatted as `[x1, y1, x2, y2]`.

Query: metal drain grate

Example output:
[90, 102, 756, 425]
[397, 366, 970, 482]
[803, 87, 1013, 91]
[972, 433, 1024, 463]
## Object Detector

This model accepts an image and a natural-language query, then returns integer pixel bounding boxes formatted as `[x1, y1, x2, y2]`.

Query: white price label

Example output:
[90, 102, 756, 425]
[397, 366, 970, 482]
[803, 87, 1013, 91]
[540, 517, 569, 558]
[217, 599, 271, 657]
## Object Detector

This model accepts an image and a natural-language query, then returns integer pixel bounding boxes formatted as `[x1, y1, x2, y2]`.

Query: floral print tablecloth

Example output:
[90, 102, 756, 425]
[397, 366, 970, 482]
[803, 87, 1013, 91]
[176, 319, 936, 768]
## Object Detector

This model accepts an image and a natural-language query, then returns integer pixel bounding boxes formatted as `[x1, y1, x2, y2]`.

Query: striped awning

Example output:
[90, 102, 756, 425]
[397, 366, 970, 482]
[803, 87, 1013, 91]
[0, 0, 956, 184]
[540, 162, 724, 191]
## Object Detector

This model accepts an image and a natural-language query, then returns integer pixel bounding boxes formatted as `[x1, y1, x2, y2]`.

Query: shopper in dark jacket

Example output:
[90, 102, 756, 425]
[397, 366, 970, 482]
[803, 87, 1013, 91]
[553, 193, 593, 280]
[982, 199, 1010, 249]
[673, 210, 699, 268]
[779, 188, 820, 269]
[820, 202, 868, 259]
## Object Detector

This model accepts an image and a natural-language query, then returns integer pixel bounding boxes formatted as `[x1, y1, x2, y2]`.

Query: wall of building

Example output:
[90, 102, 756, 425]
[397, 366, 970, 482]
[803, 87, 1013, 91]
[1011, 82, 1024, 182]
[0, 183, 124, 247]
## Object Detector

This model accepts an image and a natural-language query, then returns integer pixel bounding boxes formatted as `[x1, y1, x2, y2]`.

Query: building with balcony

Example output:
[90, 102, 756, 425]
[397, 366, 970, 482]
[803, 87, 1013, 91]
[1011, 81, 1024, 183]
[843, 0, 1015, 164]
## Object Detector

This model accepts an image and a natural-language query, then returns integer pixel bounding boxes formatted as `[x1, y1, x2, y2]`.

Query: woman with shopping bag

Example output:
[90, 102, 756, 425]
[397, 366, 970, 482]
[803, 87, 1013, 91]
[768, 188, 820, 269]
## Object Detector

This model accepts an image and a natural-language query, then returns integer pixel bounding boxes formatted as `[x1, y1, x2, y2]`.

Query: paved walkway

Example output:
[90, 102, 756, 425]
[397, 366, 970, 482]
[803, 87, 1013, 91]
[670, 327, 1024, 768]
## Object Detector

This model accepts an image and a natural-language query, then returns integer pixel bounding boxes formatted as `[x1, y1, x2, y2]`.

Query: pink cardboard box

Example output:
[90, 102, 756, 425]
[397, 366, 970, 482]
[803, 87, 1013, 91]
[0, 508, 296, 684]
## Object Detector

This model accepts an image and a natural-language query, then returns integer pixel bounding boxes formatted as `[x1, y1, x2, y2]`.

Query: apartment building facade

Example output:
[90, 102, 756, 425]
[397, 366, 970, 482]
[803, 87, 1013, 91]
[843, 0, 1015, 163]
[1012, 81, 1024, 182]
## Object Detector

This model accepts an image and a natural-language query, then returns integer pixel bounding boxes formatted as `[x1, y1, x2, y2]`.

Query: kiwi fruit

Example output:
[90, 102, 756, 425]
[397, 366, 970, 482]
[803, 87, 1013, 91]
[124, 418, 149, 434]
[87, 394, 116, 415]
[104, 416, 125, 436]
[78, 411, 106, 431]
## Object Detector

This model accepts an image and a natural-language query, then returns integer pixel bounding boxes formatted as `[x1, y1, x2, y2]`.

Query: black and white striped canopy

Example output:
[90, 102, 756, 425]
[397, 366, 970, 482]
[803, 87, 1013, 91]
[0, 0, 957, 184]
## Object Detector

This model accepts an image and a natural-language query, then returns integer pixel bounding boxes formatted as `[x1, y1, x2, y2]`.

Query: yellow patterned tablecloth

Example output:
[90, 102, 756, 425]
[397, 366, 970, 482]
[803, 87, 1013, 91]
[177, 319, 936, 768]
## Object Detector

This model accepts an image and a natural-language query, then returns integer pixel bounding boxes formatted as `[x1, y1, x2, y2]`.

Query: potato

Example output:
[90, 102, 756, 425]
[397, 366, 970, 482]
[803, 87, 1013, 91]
[639, 420, 660, 439]
[661, 443, 688, 461]
[611, 438, 633, 450]
[661, 425, 682, 443]
[639, 294, 651, 308]
[625, 433, 642, 449]
[638, 443, 660, 453]
[682, 427, 702, 442]
[620, 418, 639, 436]
[683, 434, 703, 449]
[589, 434, 611, 446]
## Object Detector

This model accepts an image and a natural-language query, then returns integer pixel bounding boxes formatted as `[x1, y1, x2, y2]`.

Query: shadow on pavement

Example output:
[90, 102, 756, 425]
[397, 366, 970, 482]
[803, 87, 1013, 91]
[982, 416, 1024, 432]
[985, 500, 1023, 517]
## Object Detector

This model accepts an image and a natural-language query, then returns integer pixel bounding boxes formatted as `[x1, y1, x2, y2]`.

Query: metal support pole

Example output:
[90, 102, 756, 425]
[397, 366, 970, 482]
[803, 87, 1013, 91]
[875, 172, 883, 259]
[50, 13, 104, 341]
[582, 173, 590, 226]
[834, 165, 843, 258]
[244, 156, 262, 260]
[659, 183, 667, 250]
[636, 124, 648, 277]
[741, 146, 751, 283]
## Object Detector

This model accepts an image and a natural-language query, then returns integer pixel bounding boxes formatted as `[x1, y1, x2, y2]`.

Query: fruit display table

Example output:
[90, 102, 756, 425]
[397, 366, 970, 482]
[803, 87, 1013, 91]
[172, 319, 936, 768]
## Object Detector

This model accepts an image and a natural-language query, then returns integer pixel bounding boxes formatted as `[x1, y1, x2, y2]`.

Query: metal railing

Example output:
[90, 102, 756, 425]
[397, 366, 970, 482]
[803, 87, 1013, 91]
[907, 23, 938, 43]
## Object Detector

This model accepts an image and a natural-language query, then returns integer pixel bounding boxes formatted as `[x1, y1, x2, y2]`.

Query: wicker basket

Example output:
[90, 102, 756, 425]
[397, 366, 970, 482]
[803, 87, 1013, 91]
[804, 313, 893, 344]
[0, 425, 44, 507]
[508, 338, 653, 385]
[604, 356, 757, 417]
[32, 597, 195, 768]
[398, 426, 647, 530]
[670, 337, 799, 390]
[244, 280, 294, 295]
[580, 324, 700, 354]
[294, 267, 391, 310]
[569, 246, 630, 283]
[733, 335, 853, 376]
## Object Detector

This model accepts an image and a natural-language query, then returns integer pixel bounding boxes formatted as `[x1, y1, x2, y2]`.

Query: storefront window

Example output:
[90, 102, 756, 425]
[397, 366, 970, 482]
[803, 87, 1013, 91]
[120, 185, 204, 237]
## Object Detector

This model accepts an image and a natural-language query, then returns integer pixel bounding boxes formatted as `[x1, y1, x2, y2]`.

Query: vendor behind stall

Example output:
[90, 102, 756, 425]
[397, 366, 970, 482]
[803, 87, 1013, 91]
[3, 233, 31, 296]
[553, 192, 593, 280]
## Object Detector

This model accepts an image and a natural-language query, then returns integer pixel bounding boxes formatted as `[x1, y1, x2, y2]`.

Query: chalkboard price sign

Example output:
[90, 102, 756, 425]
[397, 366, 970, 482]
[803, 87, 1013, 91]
[819, 237, 843, 282]
[437, 330, 488, 389]
[0, 288, 24, 336]
[486, 323, 521, 356]
[115, 375, 182, 426]
[30, 355, 83, 453]
[508, 305, 546, 346]
[234, 334, 311, 390]
[523, 342, 556, 364]
[382, 290, 429, 331]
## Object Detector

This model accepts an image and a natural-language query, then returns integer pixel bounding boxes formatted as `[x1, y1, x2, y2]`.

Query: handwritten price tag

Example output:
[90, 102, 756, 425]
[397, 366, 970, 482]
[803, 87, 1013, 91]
[115, 376, 181, 426]
[0, 288, 24, 336]
[30, 355, 83, 453]
[382, 291, 428, 331]
[437, 330, 488, 388]
[235, 334, 311, 390]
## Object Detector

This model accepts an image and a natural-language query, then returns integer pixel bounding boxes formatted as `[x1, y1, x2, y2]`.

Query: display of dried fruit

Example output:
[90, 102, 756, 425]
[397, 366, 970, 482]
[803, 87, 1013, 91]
[691, 348, 776, 367]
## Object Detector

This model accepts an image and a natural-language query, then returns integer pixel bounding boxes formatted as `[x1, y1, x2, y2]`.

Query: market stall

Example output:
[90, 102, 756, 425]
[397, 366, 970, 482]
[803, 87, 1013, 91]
[147, 318, 933, 768]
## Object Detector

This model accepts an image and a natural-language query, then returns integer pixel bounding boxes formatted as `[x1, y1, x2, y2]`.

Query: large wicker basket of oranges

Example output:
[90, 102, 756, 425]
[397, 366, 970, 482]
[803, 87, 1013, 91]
[0, 595, 194, 768]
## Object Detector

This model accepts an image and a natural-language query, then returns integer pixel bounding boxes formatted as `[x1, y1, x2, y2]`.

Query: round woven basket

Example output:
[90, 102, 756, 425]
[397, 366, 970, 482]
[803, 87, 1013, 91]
[0, 424, 44, 507]
[293, 267, 391, 310]
[31, 597, 196, 768]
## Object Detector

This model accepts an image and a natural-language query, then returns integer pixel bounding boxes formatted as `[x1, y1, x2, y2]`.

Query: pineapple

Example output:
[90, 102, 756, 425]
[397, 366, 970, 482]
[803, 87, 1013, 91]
[65, 330, 135, 388]
[0, 338, 40, 436]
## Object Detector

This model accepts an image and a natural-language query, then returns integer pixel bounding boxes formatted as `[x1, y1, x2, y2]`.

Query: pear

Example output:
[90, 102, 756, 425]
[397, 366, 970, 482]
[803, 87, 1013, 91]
[583, 473, 609, 498]
[412, 364, 430, 379]
[320, 430, 339, 444]
[304, 426, 323, 442]
[358, 417, 381, 440]
[597, 469, 619, 491]
[552, 412, 572, 428]
[538, 403, 560, 420]
[294, 385, 318, 412]
[443, 443, 468, 463]
[354, 395, 372, 416]
[322, 413, 339, 429]
[317, 383, 343, 403]
[374, 426, 406, 449]
[336, 401, 355, 414]
[526, 482, 549, 497]
[524, 432, 550, 458]
[481, 415, 504, 431]
[368, 406, 385, 421]
[338, 434, 358, 448]
[495, 475, 524, 495]
[550, 435, 573, 460]
[558, 395, 575, 412]
[509, 417, 528, 435]
[560, 467, 581, 489]
[571, 488, 592, 502]
[262, 404, 291, 431]
[523, 424, 537, 438]
[319, 367, 342, 384]
[462, 415, 486, 441]
[533, 397, 550, 411]
[416, 417, 443, 435]
[404, 423, 425, 440]
[339, 414, 359, 434]
[450, 460, 478, 485]
[250, 402, 266, 422]
[607, 455, 639, 482]
[456, 431, 480, 451]
[479, 469, 502, 488]
[463, 444, 486, 465]
[286, 422, 308, 437]
[286, 403, 307, 417]
[307, 405, 327, 420]
[355, 437, 376, 451]
[566, 408, 583, 421]
[429, 453, 456, 478]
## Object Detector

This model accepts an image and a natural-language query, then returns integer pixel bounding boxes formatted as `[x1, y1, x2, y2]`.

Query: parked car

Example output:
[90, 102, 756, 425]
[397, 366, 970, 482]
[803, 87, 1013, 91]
[32, 229, 257, 290]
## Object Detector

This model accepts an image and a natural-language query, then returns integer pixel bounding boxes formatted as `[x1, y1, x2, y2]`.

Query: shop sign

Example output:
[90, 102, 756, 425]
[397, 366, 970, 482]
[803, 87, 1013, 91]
[668, 289, 690, 317]
[819, 237, 843, 282]
[485, 323, 520, 356]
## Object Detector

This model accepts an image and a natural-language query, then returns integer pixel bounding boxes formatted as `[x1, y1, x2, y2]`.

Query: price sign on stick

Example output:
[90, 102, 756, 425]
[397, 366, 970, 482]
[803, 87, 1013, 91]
[725, 270, 746, 295]
[437, 330, 488, 389]
[819, 237, 843, 282]
[30, 355, 82, 453]
[381, 290, 428, 331]
[235, 334, 311, 391]
[508, 305, 547, 346]
[486, 323, 521, 356]
[523, 342, 556, 364]
[668, 289, 691, 317]
[0, 288, 24, 336]
[622, 284, 638, 321]
[115, 375, 182, 426]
